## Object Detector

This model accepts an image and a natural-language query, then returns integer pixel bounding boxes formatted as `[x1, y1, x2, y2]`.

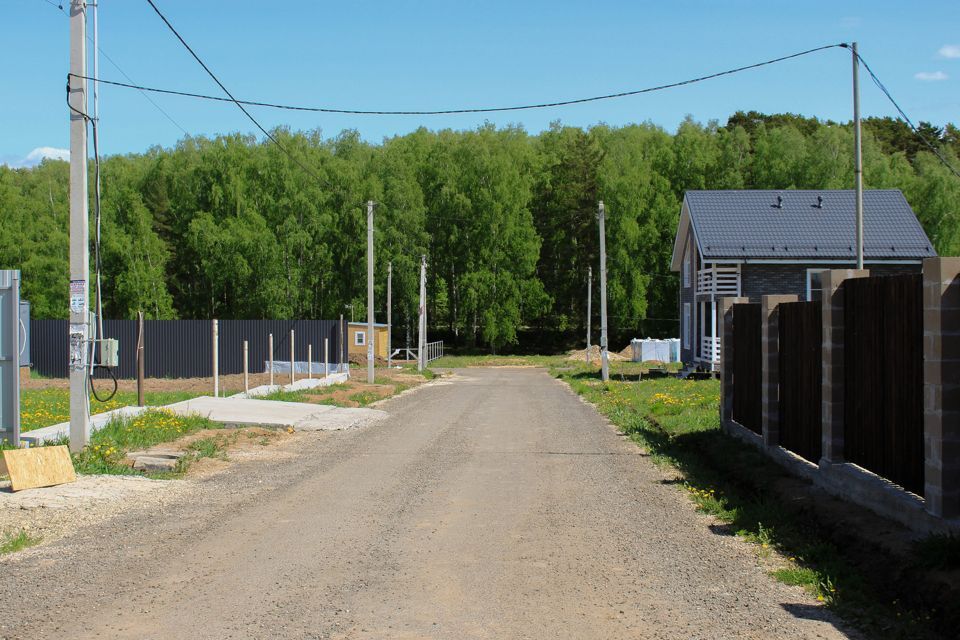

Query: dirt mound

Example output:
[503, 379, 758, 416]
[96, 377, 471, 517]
[566, 345, 627, 363]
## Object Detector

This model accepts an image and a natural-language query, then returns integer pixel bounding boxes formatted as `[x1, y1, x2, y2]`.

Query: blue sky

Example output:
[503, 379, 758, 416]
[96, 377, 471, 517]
[3, 0, 958, 167]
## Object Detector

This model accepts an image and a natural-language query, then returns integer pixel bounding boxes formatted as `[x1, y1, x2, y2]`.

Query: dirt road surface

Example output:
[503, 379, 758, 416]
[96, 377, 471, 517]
[0, 368, 855, 639]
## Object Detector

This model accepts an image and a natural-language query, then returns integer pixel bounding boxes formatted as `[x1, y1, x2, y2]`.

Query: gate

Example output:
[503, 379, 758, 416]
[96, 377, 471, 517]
[732, 302, 762, 434]
[778, 300, 822, 463]
[844, 274, 924, 495]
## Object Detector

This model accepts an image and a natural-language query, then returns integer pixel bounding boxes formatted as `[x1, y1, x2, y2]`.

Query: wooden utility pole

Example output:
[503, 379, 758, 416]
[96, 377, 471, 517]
[68, 0, 90, 451]
[367, 200, 375, 384]
[598, 202, 610, 382]
[387, 261, 392, 370]
[586, 266, 592, 364]
[851, 41, 864, 270]
[418, 255, 426, 372]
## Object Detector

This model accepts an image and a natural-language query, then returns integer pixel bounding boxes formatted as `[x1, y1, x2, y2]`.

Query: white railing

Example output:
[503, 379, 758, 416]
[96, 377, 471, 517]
[701, 336, 720, 366]
[424, 340, 444, 363]
[696, 265, 740, 296]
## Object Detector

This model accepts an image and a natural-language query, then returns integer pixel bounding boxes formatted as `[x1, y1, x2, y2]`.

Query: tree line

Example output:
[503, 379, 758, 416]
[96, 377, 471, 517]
[0, 112, 957, 350]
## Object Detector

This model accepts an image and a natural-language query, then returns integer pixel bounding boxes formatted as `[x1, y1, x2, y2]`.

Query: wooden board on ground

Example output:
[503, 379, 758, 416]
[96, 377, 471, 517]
[2, 445, 76, 492]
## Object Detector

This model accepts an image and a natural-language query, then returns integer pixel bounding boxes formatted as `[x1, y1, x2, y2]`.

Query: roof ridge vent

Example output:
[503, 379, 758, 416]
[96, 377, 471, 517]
[814, 195, 823, 209]
[773, 194, 783, 209]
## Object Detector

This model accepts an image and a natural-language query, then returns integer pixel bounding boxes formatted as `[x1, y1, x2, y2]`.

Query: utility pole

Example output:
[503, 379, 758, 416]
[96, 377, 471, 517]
[586, 265, 592, 364]
[68, 0, 90, 452]
[418, 255, 426, 372]
[387, 261, 392, 370]
[598, 201, 609, 382]
[366, 200, 375, 384]
[851, 41, 864, 270]
[92, 0, 103, 365]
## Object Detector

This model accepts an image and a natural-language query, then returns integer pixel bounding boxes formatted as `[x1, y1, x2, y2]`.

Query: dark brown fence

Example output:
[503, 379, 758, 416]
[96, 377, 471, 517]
[31, 319, 348, 379]
[732, 303, 762, 434]
[844, 274, 924, 495]
[778, 301, 822, 463]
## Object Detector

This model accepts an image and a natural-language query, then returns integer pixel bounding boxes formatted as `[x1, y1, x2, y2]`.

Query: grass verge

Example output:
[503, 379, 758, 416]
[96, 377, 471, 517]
[551, 361, 950, 639]
[20, 389, 201, 433]
[431, 354, 564, 368]
[0, 530, 41, 556]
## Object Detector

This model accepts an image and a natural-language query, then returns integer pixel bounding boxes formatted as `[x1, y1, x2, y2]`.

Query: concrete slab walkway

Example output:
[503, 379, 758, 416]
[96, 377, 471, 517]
[236, 372, 350, 398]
[165, 396, 386, 431]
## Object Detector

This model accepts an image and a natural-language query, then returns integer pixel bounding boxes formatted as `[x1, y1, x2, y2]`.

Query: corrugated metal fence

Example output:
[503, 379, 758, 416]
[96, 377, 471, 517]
[31, 319, 348, 379]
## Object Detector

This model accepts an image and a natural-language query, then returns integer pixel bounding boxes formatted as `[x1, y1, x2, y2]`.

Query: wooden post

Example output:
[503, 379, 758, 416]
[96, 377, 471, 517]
[212, 319, 219, 398]
[243, 340, 249, 394]
[136, 311, 145, 407]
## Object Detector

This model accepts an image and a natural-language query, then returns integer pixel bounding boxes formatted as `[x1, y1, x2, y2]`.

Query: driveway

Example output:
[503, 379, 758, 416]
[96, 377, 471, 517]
[0, 368, 854, 639]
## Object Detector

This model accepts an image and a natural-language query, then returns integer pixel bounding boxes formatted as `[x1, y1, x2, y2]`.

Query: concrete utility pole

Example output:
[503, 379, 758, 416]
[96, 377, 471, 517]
[586, 265, 592, 364]
[137, 312, 145, 407]
[212, 319, 219, 398]
[851, 41, 864, 270]
[387, 261, 392, 370]
[68, 0, 90, 452]
[290, 329, 295, 385]
[366, 200, 375, 384]
[418, 255, 426, 372]
[598, 202, 610, 382]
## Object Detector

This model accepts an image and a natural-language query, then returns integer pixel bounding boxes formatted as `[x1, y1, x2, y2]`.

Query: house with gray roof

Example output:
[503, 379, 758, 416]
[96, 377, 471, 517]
[670, 189, 936, 370]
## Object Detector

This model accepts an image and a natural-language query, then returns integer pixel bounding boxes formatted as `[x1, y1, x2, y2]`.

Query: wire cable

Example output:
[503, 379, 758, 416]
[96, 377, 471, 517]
[144, 0, 333, 190]
[70, 43, 845, 116]
[845, 45, 960, 179]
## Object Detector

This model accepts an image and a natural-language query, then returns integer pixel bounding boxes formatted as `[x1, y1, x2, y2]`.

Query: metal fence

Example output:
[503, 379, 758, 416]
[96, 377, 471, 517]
[31, 319, 349, 379]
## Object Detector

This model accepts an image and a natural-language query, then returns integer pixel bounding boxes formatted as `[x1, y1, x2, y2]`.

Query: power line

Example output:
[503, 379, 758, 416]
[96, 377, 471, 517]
[143, 0, 332, 188]
[39, 0, 189, 136]
[847, 46, 960, 179]
[70, 43, 846, 116]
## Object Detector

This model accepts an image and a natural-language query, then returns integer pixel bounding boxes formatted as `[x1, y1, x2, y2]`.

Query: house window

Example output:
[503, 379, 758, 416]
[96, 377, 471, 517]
[682, 303, 691, 349]
[806, 269, 826, 301]
[683, 248, 691, 288]
[354, 331, 366, 346]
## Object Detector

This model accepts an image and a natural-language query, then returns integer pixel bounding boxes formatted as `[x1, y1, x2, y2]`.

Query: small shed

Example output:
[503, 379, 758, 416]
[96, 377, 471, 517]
[347, 322, 389, 360]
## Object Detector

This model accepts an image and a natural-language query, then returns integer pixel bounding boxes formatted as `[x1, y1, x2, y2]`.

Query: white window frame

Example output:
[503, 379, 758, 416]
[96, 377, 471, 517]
[806, 268, 826, 301]
[683, 246, 691, 288]
[354, 330, 366, 346]
[682, 303, 691, 349]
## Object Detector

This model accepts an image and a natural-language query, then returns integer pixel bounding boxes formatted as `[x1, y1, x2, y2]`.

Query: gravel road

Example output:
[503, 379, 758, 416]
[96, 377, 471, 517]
[0, 368, 856, 639]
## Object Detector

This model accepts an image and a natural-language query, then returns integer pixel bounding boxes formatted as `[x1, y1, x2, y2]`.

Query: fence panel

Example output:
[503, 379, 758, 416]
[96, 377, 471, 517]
[31, 319, 348, 379]
[844, 274, 924, 495]
[732, 302, 762, 434]
[778, 300, 822, 463]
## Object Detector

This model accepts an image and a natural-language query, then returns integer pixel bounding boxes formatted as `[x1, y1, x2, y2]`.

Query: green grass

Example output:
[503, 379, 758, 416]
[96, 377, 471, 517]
[550, 361, 946, 639]
[20, 388, 201, 433]
[913, 533, 960, 571]
[431, 354, 565, 368]
[349, 391, 380, 406]
[71, 409, 223, 476]
[0, 530, 41, 555]
[259, 389, 309, 402]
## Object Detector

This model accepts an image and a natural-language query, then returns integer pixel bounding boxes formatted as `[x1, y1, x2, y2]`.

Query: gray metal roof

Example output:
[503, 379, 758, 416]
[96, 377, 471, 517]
[685, 189, 935, 260]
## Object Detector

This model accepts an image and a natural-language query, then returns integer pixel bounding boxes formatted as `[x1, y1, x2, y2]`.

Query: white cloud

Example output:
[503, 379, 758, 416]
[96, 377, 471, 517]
[939, 44, 960, 59]
[915, 71, 949, 82]
[0, 147, 69, 169]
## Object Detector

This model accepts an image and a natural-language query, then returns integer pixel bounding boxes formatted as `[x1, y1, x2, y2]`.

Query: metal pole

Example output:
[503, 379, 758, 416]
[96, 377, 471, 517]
[290, 328, 295, 385]
[367, 200, 375, 384]
[852, 41, 864, 270]
[137, 311, 145, 406]
[324, 338, 329, 378]
[586, 265, 592, 364]
[269, 333, 274, 387]
[387, 261, 392, 370]
[212, 319, 219, 397]
[338, 314, 343, 375]
[418, 255, 426, 372]
[68, 0, 90, 452]
[308, 344, 312, 380]
[243, 340, 249, 393]
[598, 201, 610, 382]
[92, 0, 103, 367]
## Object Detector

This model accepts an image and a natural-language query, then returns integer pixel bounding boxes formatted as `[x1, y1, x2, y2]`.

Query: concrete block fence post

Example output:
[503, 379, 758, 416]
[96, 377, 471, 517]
[761, 295, 798, 447]
[719, 296, 748, 431]
[923, 257, 960, 518]
[819, 269, 869, 466]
